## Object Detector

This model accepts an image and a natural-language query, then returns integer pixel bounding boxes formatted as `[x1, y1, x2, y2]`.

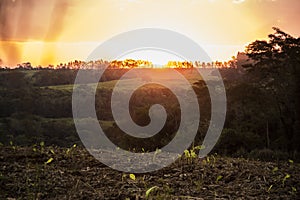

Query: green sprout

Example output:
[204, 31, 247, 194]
[152, 148, 161, 162]
[272, 167, 278, 173]
[32, 145, 37, 152]
[206, 156, 210, 163]
[291, 186, 297, 194]
[121, 174, 127, 182]
[190, 149, 197, 158]
[122, 173, 136, 182]
[145, 186, 159, 198]
[44, 157, 54, 165]
[50, 149, 55, 154]
[267, 185, 273, 193]
[194, 145, 205, 150]
[288, 159, 294, 164]
[216, 175, 223, 183]
[9, 140, 16, 150]
[183, 146, 203, 164]
[184, 149, 191, 158]
[66, 144, 77, 155]
[40, 141, 45, 147]
[282, 174, 291, 187]
[40, 141, 45, 152]
[129, 174, 136, 181]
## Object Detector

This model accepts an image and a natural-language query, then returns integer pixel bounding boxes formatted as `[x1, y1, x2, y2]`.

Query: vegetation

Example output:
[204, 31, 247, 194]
[244, 27, 300, 153]
[0, 27, 299, 199]
[0, 56, 299, 160]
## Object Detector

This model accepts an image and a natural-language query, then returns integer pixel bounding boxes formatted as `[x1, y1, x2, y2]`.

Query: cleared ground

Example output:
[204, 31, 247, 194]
[0, 146, 299, 199]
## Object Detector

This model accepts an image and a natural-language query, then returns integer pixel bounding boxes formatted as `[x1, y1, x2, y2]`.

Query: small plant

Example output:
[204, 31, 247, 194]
[211, 154, 216, 164]
[183, 149, 193, 164]
[40, 141, 45, 152]
[194, 145, 205, 151]
[288, 159, 294, 164]
[216, 175, 223, 183]
[66, 144, 77, 157]
[32, 145, 37, 152]
[44, 157, 54, 165]
[129, 173, 136, 181]
[272, 166, 278, 173]
[145, 186, 159, 199]
[122, 173, 136, 182]
[152, 148, 161, 162]
[32, 142, 46, 154]
[39, 141, 44, 145]
[183, 146, 200, 164]
[121, 174, 127, 182]
[291, 186, 297, 195]
[184, 149, 191, 158]
[50, 148, 55, 155]
[282, 174, 291, 187]
[267, 185, 273, 193]
[206, 156, 210, 163]
[190, 149, 197, 158]
[9, 140, 16, 150]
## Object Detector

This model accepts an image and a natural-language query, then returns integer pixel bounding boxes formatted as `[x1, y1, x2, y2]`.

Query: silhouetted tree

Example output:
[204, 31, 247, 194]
[244, 27, 300, 152]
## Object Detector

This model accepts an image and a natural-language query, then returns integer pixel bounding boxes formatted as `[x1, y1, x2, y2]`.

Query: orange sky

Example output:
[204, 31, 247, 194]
[0, 0, 300, 66]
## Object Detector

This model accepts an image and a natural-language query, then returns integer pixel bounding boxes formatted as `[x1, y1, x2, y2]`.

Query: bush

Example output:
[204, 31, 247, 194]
[248, 148, 289, 161]
[214, 129, 264, 155]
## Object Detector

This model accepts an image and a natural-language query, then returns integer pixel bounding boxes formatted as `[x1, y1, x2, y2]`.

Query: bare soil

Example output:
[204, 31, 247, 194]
[0, 146, 299, 200]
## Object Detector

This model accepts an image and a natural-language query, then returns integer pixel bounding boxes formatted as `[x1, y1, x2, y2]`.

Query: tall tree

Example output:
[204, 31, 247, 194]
[244, 27, 300, 152]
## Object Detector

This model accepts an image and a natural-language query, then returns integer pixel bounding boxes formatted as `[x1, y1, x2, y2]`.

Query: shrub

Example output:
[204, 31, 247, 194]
[248, 148, 289, 161]
[214, 129, 263, 155]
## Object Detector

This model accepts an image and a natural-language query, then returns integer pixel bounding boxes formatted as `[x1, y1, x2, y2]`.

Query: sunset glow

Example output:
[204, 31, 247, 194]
[1, 0, 300, 67]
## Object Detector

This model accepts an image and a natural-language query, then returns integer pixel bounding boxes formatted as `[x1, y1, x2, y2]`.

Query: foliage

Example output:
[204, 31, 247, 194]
[214, 128, 263, 155]
[0, 62, 299, 158]
[248, 148, 289, 162]
[244, 27, 300, 152]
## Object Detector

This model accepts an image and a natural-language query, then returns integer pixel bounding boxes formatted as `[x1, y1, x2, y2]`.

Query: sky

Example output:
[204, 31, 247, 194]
[0, 0, 300, 66]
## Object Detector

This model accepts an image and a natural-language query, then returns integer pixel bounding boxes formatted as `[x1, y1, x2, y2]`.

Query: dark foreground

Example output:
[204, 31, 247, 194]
[0, 146, 299, 200]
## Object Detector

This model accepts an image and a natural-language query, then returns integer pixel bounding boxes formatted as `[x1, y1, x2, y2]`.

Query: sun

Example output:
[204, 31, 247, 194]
[117, 49, 185, 67]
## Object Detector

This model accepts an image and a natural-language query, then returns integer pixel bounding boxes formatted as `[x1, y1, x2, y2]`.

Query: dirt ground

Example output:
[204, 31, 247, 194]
[0, 146, 299, 200]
